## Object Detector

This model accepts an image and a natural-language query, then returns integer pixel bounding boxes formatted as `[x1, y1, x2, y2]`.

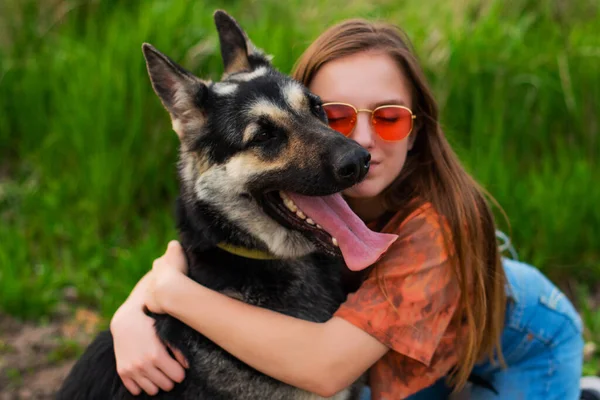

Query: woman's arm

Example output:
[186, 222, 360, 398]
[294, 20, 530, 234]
[149, 245, 389, 397]
[111, 244, 189, 396]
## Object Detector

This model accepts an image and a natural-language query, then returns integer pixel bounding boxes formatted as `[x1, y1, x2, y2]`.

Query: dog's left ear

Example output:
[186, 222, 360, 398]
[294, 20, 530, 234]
[142, 43, 208, 138]
[142, 43, 209, 139]
[214, 10, 271, 76]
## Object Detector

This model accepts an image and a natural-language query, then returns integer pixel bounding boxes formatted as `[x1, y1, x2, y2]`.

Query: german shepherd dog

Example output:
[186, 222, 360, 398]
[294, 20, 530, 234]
[57, 10, 397, 400]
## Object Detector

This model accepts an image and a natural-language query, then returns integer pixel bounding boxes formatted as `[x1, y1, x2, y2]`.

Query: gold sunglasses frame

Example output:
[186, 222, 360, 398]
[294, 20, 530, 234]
[322, 102, 417, 142]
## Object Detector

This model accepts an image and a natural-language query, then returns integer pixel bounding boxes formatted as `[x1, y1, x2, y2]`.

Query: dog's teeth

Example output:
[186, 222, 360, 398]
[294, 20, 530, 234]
[332, 237, 338, 247]
[279, 191, 289, 200]
[306, 218, 315, 225]
[316, 224, 322, 229]
[283, 198, 297, 212]
[296, 210, 306, 219]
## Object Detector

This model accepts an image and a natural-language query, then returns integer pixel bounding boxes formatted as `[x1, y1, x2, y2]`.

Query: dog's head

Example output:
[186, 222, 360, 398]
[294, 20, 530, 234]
[143, 11, 396, 269]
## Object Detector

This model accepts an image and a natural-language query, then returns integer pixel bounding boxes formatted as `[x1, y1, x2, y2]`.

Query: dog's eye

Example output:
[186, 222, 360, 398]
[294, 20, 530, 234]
[253, 131, 276, 144]
[310, 100, 327, 122]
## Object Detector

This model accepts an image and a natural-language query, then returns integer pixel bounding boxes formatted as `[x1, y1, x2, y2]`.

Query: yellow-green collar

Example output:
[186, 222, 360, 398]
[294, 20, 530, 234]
[216, 242, 278, 260]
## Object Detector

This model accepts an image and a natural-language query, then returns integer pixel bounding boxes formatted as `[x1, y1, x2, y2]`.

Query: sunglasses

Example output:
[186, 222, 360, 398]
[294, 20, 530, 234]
[322, 102, 416, 142]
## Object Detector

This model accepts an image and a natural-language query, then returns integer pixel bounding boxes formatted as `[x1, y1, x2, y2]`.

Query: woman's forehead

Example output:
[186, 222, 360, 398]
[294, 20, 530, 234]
[309, 52, 413, 108]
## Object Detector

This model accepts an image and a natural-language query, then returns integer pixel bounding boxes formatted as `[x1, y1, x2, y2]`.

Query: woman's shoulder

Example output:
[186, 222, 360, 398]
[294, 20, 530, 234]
[373, 201, 452, 274]
[381, 200, 446, 237]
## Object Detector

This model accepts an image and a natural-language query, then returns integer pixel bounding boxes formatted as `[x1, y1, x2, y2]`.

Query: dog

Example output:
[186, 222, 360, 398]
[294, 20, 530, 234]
[57, 10, 397, 400]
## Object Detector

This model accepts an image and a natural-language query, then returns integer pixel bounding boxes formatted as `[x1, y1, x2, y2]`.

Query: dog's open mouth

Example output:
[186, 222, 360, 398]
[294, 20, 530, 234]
[262, 191, 341, 257]
[261, 190, 399, 271]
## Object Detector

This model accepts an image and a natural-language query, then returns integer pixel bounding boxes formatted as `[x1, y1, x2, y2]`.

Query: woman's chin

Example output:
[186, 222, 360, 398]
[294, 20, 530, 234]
[342, 179, 383, 199]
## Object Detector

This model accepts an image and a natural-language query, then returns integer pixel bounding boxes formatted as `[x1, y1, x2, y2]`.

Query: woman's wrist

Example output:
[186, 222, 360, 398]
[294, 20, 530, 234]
[156, 271, 192, 316]
[127, 273, 153, 307]
[111, 298, 141, 334]
[112, 272, 152, 327]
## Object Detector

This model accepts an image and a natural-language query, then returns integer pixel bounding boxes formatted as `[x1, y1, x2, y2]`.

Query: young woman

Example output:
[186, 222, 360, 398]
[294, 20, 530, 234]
[110, 19, 585, 399]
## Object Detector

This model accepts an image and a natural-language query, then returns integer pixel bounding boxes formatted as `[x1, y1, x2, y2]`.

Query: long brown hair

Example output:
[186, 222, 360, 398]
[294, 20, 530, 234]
[292, 20, 507, 389]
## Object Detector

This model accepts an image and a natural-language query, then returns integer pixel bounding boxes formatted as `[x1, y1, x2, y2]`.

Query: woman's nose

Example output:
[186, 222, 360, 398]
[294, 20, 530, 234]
[350, 113, 375, 149]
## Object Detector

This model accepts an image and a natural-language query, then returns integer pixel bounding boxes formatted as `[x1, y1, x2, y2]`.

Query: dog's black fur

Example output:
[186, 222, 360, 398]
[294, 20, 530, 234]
[57, 10, 370, 400]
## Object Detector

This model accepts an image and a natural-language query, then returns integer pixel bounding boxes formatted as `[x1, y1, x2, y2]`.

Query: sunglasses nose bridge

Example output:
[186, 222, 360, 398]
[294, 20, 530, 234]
[349, 111, 377, 147]
[356, 108, 373, 120]
[356, 108, 376, 126]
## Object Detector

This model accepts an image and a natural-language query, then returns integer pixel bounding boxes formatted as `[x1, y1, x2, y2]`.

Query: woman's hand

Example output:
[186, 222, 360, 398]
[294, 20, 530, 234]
[145, 240, 189, 315]
[110, 241, 189, 396]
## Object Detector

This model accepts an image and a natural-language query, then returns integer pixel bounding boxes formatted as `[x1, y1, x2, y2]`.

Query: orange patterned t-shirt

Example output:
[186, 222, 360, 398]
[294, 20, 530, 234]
[334, 202, 461, 399]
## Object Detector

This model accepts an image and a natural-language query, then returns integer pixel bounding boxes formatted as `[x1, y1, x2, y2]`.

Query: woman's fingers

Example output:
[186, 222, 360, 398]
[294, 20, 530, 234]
[119, 353, 182, 395]
[112, 304, 188, 394]
[137, 344, 185, 391]
[152, 345, 186, 384]
[121, 377, 141, 396]
[153, 240, 188, 275]
[136, 376, 160, 396]
[144, 367, 176, 393]
[168, 343, 190, 370]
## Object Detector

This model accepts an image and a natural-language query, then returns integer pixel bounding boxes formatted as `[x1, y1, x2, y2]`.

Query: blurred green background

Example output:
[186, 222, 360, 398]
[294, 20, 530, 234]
[0, 0, 598, 372]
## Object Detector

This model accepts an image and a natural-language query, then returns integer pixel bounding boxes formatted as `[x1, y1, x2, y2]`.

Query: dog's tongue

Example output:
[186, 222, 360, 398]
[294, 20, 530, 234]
[286, 193, 398, 271]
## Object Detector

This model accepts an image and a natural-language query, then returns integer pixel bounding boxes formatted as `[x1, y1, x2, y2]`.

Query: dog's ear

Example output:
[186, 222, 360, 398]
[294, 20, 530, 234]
[214, 10, 271, 76]
[142, 43, 208, 120]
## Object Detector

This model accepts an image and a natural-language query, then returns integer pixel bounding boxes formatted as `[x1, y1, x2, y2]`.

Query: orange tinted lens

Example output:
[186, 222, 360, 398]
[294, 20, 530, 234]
[323, 104, 356, 136]
[372, 106, 413, 141]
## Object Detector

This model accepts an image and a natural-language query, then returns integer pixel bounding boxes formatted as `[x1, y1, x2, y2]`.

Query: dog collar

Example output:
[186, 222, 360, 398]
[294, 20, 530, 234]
[216, 242, 278, 260]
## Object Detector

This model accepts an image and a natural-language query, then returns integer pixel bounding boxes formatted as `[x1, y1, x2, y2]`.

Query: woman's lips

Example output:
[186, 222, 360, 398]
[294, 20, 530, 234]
[364, 162, 380, 178]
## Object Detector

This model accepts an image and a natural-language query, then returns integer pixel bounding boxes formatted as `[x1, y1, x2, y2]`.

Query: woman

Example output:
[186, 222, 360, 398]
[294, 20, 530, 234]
[111, 19, 585, 399]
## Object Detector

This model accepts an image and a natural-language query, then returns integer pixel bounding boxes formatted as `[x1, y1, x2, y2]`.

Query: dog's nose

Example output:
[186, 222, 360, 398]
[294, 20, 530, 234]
[335, 147, 371, 185]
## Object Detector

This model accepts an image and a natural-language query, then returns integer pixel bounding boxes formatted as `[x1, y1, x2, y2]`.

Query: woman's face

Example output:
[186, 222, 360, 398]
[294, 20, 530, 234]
[309, 51, 415, 200]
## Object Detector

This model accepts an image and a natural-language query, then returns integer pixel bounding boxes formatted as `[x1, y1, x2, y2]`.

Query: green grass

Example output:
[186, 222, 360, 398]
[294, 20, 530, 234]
[46, 338, 85, 365]
[1, 0, 599, 371]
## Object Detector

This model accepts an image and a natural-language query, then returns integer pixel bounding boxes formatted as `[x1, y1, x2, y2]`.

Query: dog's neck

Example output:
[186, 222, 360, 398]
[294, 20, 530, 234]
[215, 242, 278, 260]
[176, 195, 275, 256]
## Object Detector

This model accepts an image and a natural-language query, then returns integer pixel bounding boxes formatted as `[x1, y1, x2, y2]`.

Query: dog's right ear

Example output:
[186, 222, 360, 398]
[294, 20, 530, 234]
[214, 10, 271, 76]
[142, 43, 207, 124]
